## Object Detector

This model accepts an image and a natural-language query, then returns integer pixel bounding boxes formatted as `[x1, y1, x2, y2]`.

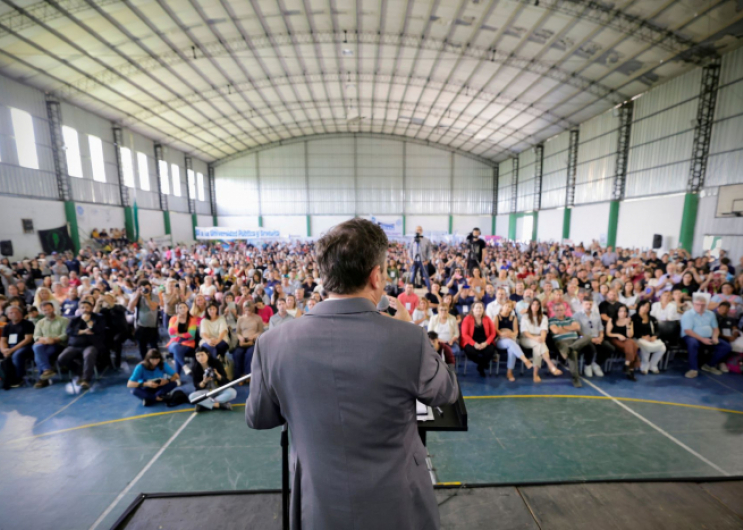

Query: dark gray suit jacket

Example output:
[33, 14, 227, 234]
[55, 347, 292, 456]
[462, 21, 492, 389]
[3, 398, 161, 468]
[246, 297, 459, 530]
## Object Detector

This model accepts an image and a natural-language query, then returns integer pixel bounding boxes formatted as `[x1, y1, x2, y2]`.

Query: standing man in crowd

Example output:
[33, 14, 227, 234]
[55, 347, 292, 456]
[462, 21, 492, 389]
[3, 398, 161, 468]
[408, 225, 432, 290]
[246, 218, 458, 530]
[465, 228, 487, 273]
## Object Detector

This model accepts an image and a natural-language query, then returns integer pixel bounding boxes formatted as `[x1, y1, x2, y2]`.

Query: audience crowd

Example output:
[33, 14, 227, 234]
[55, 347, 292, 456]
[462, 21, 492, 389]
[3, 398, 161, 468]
[1, 227, 742, 398]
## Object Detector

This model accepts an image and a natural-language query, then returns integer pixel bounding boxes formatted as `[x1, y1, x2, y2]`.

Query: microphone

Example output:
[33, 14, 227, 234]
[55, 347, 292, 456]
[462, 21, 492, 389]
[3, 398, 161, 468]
[376, 294, 390, 312]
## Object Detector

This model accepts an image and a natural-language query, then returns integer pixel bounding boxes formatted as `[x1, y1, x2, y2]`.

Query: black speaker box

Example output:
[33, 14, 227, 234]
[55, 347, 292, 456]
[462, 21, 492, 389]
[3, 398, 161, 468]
[652, 234, 662, 249]
[0, 240, 13, 256]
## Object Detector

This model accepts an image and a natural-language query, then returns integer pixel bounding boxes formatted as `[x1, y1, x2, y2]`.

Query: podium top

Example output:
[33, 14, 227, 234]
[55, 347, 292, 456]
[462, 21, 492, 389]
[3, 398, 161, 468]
[417, 387, 467, 433]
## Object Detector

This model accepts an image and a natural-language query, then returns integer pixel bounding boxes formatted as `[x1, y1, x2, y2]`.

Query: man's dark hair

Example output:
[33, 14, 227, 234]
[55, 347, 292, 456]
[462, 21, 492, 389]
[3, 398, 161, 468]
[39, 301, 54, 309]
[427, 331, 439, 341]
[719, 301, 731, 308]
[315, 219, 388, 295]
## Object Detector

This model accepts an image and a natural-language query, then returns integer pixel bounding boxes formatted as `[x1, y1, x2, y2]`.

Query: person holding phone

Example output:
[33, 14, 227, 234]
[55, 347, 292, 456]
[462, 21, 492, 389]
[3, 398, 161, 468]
[128, 279, 160, 359]
[127, 349, 179, 406]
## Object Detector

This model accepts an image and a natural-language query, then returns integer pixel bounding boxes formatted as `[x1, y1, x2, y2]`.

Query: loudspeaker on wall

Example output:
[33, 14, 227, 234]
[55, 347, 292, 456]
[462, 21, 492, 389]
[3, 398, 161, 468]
[652, 234, 663, 249]
[0, 240, 13, 257]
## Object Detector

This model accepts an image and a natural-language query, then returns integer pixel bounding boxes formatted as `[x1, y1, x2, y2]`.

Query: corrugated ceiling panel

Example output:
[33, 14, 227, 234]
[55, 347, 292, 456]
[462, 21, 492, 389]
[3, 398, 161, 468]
[708, 46, 743, 188]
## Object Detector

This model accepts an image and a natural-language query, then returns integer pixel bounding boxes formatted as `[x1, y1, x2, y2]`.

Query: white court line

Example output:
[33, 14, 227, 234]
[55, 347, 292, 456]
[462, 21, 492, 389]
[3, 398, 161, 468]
[36, 388, 88, 427]
[581, 378, 730, 477]
[89, 412, 197, 530]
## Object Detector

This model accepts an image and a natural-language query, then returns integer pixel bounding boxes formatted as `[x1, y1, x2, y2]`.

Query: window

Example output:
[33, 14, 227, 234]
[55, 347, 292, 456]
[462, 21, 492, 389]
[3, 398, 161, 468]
[171, 163, 181, 196]
[187, 169, 196, 199]
[10, 108, 39, 169]
[88, 135, 106, 182]
[120, 147, 135, 188]
[196, 172, 205, 201]
[158, 160, 170, 195]
[137, 152, 150, 191]
[62, 126, 82, 178]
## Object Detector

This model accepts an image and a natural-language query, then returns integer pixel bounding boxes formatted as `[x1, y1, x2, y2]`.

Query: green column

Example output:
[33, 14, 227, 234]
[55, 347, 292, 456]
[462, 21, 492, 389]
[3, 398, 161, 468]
[562, 208, 571, 241]
[258, 215, 263, 228]
[532, 212, 538, 242]
[448, 215, 453, 234]
[191, 213, 198, 241]
[124, 206, 135, 242]
[508, 213, 517, 241]
[679, 192, 699, 253]
[64, 200, 80, 254]
[491, 215, 496, 237]
[607, 200, 620, 248]
[402, 215, 406, 236]
[306, 215, 311, 238]
[213, 214, 218, 227]
[163, 211, 171, 235]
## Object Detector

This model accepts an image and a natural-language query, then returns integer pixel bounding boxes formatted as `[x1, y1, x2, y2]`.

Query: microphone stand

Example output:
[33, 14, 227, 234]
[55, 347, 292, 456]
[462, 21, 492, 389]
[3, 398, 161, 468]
[189, 373, 290, 530]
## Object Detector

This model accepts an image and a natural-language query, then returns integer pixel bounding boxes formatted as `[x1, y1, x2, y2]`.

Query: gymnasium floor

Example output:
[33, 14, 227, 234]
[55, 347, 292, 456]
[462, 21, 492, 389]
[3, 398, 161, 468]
[2, 350, 743, 530]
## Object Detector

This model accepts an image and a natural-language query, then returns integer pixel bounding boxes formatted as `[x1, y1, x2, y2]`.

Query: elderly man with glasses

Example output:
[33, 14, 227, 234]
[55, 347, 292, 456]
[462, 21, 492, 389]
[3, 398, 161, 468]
[680, 294, 732, 379]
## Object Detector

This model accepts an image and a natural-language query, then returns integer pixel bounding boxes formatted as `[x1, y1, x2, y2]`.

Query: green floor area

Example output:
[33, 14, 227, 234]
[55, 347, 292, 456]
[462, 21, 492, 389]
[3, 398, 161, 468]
[3, 379, 743, 529]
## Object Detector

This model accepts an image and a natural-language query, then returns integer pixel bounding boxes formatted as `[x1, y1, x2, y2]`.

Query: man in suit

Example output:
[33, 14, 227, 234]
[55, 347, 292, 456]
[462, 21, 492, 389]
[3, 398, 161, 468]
[408, 225, 433, 290]
[246, 218, 459, 530]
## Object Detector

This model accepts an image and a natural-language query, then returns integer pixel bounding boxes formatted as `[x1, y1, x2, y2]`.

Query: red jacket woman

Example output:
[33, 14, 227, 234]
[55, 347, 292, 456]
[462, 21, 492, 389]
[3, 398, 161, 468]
[460, 311, 496, 348]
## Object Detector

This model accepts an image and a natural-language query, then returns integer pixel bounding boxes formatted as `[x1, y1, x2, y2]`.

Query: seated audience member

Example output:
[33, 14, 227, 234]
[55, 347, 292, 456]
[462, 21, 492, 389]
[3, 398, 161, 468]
[674, 271, 700, 299]
[58, 299, 105, 389]
[494, 302, 533, 382]
[446, 266, 467, 295]
[27, 306, 41, 324]
[519, 298, 562, 382]
[454, 284, 476, 319]
[61, 289, 79, 319]
[200, 302, 230, 358]
[709, 283, 742, 317]
[514, 288, 534, 321]
[34, 286, 59, 314]
[651, 291, 677, 322]
[412, 298, 433, 328]
[549, 303, 596, 387]
[631, 300, 666, 375]
[606, 304, 640, 381]
[428, 331, 455, 366]
[716, 302, 743, 355]
[424, 282, 442, 313]
[234, 301, 264, 382]
[681, 295, 732, 379]
[189, 348, 235, 412]
[190, 293, 208, 324]
[481, 284, 496, 308]
[485, 287, 511, 321]
[397, 283, 419, 315]
[269, 298, 294, 329]
[255, 298, 273, 324]
[509, 281, 525, 303]
[126, 349, 180, 406]
[284, 294, 303, 319]
[428, 301, 461, 360]
[32, 302, 69, 388]
[168, 301, 198, 375]
[545, 289, 572, 318]
[96, 293, 129, 370]
[573, 299, 609, 377]
[460, 301, 498, 377]
[599, 288, 621, 324]
[1, 306, 35, 386]
[619, 281, 639, 315]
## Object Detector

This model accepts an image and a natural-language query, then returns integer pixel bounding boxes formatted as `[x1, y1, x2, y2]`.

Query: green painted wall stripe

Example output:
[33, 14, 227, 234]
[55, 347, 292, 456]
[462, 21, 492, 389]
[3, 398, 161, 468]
[607, 200, 620, 248]
[306, 215, 311, 238]
[64, 201, 80, 254]
[448, 215, 453, 234]
[402, 215, 406, 236]
[508, 213, 517, 241]
[163, 211, 171, 236]
[213, 215, 218, 227]
[124, 206, 135, 243]
[258, 215, 263, 228]
[191, 213, 198, 241]
[532, 211, 539, 242]
[491, 215, 496, 237]
[562, 208, 571, 241]
[679, 193, 699, 253]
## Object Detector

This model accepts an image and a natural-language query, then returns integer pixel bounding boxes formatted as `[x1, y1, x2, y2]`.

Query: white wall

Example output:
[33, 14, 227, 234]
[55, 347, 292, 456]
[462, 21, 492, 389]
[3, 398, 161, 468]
[570, 202, 610, 247]
[405, 215, 448, 236]
[75, 203, 125, 243]
[0, 196, 66, 259]
[218, 216, 260, 228]
[537, 208, 564, 243]
[616, 194, 685, 251]
[261, 215, 307, 237]
[452, 215, 492, 236]
[694, 190, 743, 261]
[138, 209, 166, 241]
[197, 214, 214, 227]
[170, 211, 193, 245]
[495, 214, 510, 239]
[310, 215, 353, 238]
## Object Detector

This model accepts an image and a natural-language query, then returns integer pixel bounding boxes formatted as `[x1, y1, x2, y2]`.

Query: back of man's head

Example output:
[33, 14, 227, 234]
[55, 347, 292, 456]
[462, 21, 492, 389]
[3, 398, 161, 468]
[315, 219, 388, 295]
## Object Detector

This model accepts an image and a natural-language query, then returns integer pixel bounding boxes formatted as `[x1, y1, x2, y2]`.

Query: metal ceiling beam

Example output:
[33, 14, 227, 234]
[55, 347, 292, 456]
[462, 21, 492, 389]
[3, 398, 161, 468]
[163, 97, 536, 147]
[54, 31, 624, 107]
[516, 0, 716, 63]
[212, 132, 497, 169]
[381, 0, 413, 132]
[327, 0, 351, 134]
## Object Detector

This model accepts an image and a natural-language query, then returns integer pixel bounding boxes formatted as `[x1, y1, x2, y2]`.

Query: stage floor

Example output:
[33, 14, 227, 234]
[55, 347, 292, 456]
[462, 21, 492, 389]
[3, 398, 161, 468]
[2, 345, 743, 529]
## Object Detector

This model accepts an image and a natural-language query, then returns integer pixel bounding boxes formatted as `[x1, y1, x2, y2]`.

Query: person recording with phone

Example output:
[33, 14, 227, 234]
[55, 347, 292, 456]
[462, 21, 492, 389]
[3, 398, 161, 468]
[128, 279, 160, 359]
[189, 348, 235, 412]
[127, 349, 180, 407]
[407, 225, 432, 290]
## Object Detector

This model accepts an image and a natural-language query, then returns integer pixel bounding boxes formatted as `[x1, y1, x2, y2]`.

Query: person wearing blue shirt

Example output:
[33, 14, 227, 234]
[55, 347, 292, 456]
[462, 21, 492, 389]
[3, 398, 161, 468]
[681, 295, 732, 379]
[126, 349, 180, 406]
[64, 253, 81, 275]
[454, 285, 476, 319]
[61, 290, 79, 318]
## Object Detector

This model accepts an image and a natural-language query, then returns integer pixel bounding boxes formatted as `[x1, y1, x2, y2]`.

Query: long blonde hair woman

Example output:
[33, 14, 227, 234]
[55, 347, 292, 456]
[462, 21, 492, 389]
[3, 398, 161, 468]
[34, 286, 59, 313]
[190, 293, 207, 324]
